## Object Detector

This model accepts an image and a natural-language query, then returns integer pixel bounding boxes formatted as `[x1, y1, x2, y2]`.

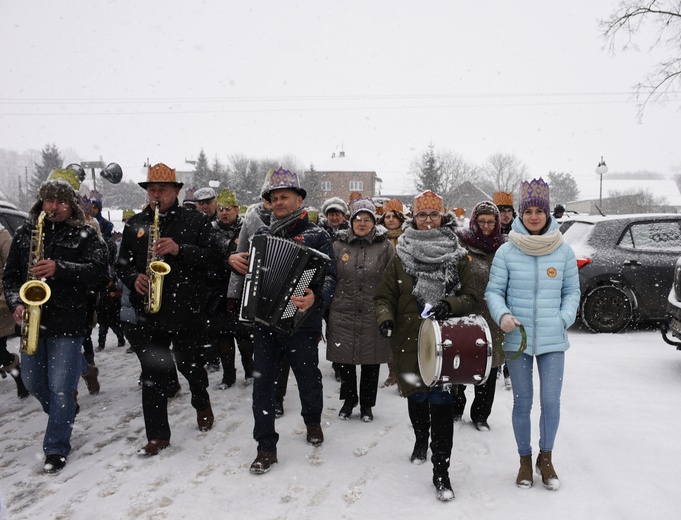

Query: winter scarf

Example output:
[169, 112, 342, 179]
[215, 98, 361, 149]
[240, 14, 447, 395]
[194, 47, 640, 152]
[269, 208, 305, 237]
[214, 215, 242, 241]
[396, 224, 466, 304]
[456, 203, 507, 253]
[508, 229, 564, 256]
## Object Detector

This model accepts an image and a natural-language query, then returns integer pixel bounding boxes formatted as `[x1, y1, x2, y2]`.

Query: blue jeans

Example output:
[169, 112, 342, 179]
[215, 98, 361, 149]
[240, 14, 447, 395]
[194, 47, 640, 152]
[506, 352, 564, 457]
[21, 336, 85, 456]
[252, 327, 323, 453]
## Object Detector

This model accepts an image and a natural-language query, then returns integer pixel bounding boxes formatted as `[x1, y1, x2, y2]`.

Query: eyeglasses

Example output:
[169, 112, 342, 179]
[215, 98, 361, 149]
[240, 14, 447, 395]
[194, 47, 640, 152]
[414, 212, 442, 222]
[476, 220, 496, 228]
[218, 206, 236, 212]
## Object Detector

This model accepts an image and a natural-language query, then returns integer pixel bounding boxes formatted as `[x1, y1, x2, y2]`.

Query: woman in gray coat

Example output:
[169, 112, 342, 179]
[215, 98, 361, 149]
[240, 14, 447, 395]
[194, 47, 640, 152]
[326, 199, 394, 422]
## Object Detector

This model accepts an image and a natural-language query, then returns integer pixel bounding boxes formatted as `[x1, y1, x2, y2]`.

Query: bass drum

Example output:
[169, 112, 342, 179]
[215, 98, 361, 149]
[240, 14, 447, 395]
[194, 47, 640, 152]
[418, 315, 493, 387]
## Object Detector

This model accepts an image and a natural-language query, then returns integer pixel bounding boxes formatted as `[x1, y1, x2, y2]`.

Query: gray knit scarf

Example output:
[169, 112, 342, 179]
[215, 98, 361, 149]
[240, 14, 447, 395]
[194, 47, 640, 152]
[396, 225, 466, 305]
[269, 208, 305, 237]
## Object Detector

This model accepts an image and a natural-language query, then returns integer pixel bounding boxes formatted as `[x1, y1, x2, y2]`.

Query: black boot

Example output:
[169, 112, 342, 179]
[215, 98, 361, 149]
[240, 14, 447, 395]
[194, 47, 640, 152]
[408, 398, 430, 464]
[12, 365, 30, 399]
[430, 403, 455, 501]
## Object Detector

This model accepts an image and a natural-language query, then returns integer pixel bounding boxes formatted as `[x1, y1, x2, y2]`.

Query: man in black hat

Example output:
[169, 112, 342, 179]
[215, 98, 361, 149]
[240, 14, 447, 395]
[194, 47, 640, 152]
[116, 163, 225, 456]
[3, 170, 109, 474]
[248, 167, 336, 475]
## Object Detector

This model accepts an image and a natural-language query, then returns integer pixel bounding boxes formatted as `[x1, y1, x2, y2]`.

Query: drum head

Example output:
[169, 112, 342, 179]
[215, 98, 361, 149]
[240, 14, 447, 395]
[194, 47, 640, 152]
[418, 318, 441, 387]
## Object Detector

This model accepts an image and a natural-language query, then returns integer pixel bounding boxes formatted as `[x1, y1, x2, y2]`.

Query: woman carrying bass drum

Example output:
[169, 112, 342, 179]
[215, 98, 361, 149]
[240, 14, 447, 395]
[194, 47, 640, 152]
[375, 190, 478, 502]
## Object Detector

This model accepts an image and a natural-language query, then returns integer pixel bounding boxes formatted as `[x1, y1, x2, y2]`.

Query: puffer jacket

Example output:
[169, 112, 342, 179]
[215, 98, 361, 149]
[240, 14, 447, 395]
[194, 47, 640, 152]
[326, 225, 394, 365]
[485, 217, 580, 357]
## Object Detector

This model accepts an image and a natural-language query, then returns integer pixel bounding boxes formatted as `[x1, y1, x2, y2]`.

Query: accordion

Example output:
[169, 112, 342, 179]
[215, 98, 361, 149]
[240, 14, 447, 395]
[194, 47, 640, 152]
[239, 234, 329, 334]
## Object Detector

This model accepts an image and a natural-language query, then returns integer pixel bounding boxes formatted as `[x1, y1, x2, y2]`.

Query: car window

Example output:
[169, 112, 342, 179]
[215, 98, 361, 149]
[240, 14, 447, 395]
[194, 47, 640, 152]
[618, 221, 681, 252]
[562, 221, 596, 257]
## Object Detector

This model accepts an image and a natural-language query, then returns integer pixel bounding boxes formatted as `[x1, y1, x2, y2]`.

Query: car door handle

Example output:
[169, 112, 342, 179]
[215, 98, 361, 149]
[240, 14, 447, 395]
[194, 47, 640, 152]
[623, 260, 642, 266]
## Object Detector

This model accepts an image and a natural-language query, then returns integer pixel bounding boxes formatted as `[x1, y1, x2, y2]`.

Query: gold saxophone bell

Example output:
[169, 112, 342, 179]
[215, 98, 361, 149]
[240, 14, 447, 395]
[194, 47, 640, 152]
[146, 260, 170, 314]
[19, 280, 52, 355]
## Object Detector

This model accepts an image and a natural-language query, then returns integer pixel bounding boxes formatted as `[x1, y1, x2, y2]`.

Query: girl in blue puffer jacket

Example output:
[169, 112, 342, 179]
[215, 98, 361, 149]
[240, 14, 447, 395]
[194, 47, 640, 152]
[485, 178, 580, 492]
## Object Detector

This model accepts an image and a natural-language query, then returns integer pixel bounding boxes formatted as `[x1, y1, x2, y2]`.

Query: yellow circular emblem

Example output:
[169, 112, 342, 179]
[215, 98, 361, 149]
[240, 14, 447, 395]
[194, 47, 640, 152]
[547, 267, 557, 278]
[341, 253, 350, 262]
[137, 228, 145, 239]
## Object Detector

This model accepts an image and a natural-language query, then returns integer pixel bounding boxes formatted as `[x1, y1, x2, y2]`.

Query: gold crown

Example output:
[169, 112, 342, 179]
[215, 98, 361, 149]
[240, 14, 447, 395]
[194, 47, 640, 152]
[383, 198, 404, 214]
[413, 190, 445, 214]
[493, 192, 513, 206]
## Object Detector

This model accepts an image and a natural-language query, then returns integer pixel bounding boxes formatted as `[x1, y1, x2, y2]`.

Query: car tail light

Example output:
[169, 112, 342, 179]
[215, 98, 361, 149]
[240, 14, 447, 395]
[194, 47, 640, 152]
[576, 258, 592, 269]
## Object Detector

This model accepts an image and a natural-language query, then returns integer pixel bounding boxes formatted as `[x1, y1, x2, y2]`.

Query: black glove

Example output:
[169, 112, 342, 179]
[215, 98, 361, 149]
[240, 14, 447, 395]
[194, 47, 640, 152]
[432, 301, 451, 320]
[379, 320, 394, 338]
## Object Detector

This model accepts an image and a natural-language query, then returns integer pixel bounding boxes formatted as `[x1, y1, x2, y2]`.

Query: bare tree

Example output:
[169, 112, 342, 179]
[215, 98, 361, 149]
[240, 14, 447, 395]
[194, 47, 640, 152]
[480, 152, 528, 193]
[438, 151, 478, 208]
[602, 1, 681, 117]
[605, 187, 668, 213]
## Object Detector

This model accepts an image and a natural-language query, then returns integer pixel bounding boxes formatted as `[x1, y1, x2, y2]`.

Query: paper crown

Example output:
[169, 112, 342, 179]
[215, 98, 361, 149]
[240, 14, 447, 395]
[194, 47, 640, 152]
[194, 187, 217, 201]
[452, 208, 466, 218]
[47, 168, 81, 191]
[348, 191, 363, 203]
[139, 163, 183, 188]
[493, 191, 514, 207]
[413, 190, 445, 214]
[122, 208, 136, 221]
[383, 198, 404, 214]
[80, 195, 93, 216]
[183, 187, 196, 201]
[349, 198, 377, 220]
[519, 178, 551, 216]
[261, 167, 307, 201]
[217, 188, 238, 207]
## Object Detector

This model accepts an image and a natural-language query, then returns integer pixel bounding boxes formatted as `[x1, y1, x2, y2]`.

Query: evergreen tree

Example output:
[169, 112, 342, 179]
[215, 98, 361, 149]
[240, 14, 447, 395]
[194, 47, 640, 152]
[30, 144, 63, 194]
[192, 149, 212, 188]
[412, 144, 442, 194]
[302, 163, 322, 208]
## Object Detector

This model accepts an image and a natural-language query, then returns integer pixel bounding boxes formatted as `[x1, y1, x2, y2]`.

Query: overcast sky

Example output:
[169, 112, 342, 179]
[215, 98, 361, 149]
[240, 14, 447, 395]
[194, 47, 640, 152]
[1, 0, 680, 196]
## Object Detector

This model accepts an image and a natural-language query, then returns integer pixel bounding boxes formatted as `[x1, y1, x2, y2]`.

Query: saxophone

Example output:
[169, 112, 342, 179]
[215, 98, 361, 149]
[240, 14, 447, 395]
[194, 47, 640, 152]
[144, 201, 171, 314]
[19, 211, 52, 355]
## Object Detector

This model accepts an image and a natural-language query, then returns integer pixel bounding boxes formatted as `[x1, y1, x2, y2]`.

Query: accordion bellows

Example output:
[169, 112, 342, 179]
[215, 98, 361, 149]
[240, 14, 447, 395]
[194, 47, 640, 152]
[240, 235, 329, 334]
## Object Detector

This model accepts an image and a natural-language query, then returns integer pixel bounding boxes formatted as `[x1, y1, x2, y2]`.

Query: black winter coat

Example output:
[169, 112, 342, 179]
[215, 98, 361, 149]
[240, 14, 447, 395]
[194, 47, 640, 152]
[3, 216, 109, 337]
[116, 200, 225, 331]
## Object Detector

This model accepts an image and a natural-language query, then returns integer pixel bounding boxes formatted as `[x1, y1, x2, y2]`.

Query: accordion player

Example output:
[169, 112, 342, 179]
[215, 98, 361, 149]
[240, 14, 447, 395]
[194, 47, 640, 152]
[239, 234, 330, 334]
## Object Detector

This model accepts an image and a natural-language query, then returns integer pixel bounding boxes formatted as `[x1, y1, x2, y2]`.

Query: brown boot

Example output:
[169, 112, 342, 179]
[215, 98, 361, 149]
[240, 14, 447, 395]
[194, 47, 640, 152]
[516, 455, 533, 489]
[306, 423, 324, 446]
[535, 451, 560, 490]
[138, 439, 170, 456]
[81, 365, 100, 395]
[197, 404, 214, 431]
[249, 451, 278, 474]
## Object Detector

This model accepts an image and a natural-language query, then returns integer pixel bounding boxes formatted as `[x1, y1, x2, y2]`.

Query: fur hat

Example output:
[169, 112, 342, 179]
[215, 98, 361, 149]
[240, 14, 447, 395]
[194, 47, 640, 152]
[194, 187, 217, 201]
[217, 189, 238, 207]
[349, 198, 376, 222]
[139, 163, 183, 189]
[413, 190, 445, 214]
[32, 177, 85, 226]
[519, 178, 551, 217]
[321, 197, 348, 216]
[493, 191, 514, 208]
[261, 167, 307, 201]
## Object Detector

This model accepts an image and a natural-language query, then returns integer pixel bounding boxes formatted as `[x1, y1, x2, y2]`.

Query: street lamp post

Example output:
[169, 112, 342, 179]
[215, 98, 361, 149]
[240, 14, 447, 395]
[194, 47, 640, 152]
[595, 156, 608, 209]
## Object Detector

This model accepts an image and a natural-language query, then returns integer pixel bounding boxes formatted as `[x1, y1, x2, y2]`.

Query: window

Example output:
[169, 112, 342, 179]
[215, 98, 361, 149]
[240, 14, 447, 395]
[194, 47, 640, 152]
[321, 181, 331, 192]
[618, 220, 681, 252]
[349, 181, 363, 191]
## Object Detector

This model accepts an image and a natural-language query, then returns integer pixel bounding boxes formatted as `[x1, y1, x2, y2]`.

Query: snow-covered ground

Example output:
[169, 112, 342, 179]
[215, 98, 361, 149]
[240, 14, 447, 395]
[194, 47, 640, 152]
[1, 323, 679, 520]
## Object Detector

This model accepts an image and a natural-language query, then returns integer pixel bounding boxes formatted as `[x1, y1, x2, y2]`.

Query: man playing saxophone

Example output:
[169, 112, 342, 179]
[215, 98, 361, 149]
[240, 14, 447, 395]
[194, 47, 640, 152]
[116, 163, 225, 456]
[2, 169, 109, 474]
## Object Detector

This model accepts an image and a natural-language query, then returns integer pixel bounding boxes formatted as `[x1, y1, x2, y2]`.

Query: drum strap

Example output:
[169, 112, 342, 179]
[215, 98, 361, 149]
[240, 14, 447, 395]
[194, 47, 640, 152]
[500, 323, 528, 361]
